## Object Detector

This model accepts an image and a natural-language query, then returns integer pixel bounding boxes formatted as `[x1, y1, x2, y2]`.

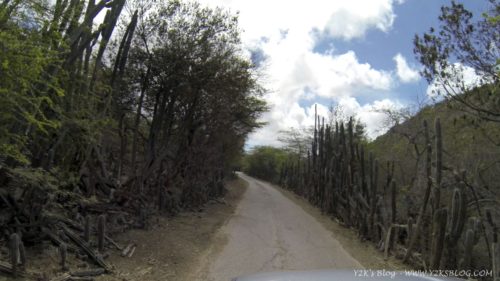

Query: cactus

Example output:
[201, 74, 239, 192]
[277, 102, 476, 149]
[486, 209, 498, 243]
[368, 155, 378, 241]
[360, 146, 366, 197]
[18, 237, 26, 268]
[430, 208, 448, 269]
[60, 242, 68, 271]
[84, 215, 91, 243]
[457, 218, 481, 270]
[407, 217, 414, 247]
[388, 180, 397, 252]
[448, 186, 467, 245]
[97, 214, 106, 252]
[433, 118, 442, 211]
[469, 217, 481, 245]
[9, 233, 20, 277]
[460, 229, 475, 270]
[403, 120, 433, 263]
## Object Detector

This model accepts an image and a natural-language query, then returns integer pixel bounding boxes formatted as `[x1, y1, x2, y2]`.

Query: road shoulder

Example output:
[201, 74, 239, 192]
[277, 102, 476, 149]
[96, 177, 248, 281]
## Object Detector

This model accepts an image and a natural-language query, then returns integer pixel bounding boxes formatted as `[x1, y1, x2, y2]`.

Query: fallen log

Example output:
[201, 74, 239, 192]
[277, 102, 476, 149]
[70, 277, 95, 281]
[70, 268, 105, 277]
[0, 260, 36, 278]
[59, 224, 112, 272]
[50, 273, 71, 281]
[47, 214, 123, 251]
[121, 243, 135, 257]
[127, 245, 136, 258]
[42, 227, 81, 253]
[105, 236, 123, 251]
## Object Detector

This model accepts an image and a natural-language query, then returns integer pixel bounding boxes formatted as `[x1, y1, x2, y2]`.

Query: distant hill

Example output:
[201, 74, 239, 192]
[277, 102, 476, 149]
[367, 89, 500, 218]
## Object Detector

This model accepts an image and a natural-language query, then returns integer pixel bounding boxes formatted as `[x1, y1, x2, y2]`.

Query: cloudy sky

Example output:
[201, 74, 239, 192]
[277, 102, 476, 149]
[202, 0, 488, 147]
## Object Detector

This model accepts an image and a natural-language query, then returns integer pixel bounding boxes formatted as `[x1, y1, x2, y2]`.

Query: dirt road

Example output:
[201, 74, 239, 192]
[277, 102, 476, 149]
[192, 173, 363, 281]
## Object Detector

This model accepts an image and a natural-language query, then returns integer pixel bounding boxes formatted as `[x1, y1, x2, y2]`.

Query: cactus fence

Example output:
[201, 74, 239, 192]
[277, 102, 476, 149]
[279, 110, 499, 278]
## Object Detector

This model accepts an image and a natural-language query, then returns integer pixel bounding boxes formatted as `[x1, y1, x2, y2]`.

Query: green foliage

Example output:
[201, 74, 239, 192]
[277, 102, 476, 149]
[414, 0, 500, 122]
[0, 0, 267, 211]
[243, 146, 288, 183]
[0, 12, 63, 164]
[369, 92, 500, 195]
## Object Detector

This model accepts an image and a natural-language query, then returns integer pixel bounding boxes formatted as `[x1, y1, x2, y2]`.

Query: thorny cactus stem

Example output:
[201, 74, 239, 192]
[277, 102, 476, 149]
[18, 237, 26, 268]
[9, 233, 20, 276]
[430, 208, 448, 269]
[407, 217, 414, 247]
[97, 215, 106, 252]
[433, 118, 442, 211]
[460, 229, 475, 270]
[448, 187, 467, 245]
[84, 215, 91, 243]
[60, 242, 68, 271]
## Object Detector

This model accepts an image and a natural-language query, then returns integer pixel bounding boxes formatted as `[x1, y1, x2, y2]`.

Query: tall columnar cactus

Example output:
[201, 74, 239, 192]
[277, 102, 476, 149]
[448, 186, 467, 246]
[97, 214, 106, 252]
[489, 210, 500, 281]
[430, 208, 448, 269]
[60, 242, 68, 271]
[84, 215, 91, 243]
[460, 229, 476, 270]
[368, 153, 378, 240]
[18, 237, 25, 268]
[433, 118, 442, 212]
[407, 217, 414, 247]
[360, 146, 366, 197]
[459, 217, 481, 270]
[9, 233, 20, 277]
[391, 179, 397, 224]
[404, 120, 433, 263]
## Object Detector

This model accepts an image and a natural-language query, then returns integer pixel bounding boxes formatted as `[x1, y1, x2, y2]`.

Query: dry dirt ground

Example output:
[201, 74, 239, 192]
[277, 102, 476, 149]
[1, 174, 408, 281]
[0, 177, 247, 281]
[94, 177, 248, 281]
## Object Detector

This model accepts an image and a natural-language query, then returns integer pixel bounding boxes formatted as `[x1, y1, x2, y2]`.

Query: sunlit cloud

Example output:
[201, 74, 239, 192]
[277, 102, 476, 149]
[202, 0, 406, 147]
[393, 53, 420, 83]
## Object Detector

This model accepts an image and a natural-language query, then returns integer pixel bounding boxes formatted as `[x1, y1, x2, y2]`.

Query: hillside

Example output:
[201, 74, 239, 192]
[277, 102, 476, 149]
[368, 94, 500, 215]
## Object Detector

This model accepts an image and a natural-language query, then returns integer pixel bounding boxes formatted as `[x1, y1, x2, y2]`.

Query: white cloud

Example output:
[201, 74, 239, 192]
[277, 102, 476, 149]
[204, 0, 400, 43]
[426, 63, 484, 98]
[393, 53, 420, 83]
[338, 97, 404, 139]
[202, 0, 404, 147]
[324, 0, 396, 40]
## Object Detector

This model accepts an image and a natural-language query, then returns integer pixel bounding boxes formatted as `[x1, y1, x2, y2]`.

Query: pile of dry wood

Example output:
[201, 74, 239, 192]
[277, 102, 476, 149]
[0, 167, 147, 280]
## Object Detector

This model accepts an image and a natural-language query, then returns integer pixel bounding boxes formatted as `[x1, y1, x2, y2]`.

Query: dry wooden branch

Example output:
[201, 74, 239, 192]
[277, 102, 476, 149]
[60, 224, 112, 272]
[105, 236, 123, 251]
[127, 245, 136, 258]
[50, 273, 71, 281]
[0, 260, 35, 278]
[70, 268, 106, 277]
[121, 243, 135, 257]
[42, 227, 80, 253]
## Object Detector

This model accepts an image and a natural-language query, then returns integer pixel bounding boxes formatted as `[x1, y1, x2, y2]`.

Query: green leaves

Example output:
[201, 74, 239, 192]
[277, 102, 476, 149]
[414, 0, 500, 122]
[243, 146, 288, 183]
